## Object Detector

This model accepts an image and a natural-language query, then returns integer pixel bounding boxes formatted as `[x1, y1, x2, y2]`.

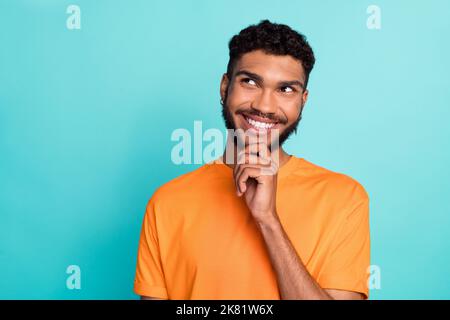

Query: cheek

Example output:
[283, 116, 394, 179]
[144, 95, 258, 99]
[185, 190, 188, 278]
[279, 98, 303, 123]
[229, 85, 258, 105]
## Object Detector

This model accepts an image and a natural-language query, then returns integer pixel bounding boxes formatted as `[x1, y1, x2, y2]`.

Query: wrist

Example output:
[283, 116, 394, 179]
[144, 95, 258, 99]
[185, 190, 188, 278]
[253, 210, 280, 228]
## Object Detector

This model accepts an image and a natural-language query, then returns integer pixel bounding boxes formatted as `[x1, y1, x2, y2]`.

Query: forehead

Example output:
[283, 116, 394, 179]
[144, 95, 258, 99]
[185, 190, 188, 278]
[233, 49, 305, 82]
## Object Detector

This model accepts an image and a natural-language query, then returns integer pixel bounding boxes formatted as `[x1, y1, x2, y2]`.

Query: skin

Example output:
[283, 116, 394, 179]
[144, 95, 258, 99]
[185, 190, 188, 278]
[219, 50, 365, 300]
[142, 49, 365, 300]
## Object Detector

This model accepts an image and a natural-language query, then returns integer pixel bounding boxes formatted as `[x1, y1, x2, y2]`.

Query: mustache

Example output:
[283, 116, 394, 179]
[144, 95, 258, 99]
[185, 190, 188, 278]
[236, 109, 287, 124]
[221, 101, 303, 148]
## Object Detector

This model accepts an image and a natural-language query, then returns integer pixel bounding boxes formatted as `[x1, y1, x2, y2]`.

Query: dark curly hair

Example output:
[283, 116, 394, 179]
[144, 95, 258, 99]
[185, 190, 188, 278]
[226, 20, 315, 88]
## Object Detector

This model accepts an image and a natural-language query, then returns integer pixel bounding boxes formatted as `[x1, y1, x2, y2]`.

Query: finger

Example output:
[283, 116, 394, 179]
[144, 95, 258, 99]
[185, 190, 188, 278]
[236, 149, 255, 165]
[238, 143, 271, 165]
[233, 162, 244, 195]
[234, 163, 248, 196]
[235, 164, 273, 196]
[233, 163, 242, 194]
[236, 152, 278, 177]
[248, 134, 271, 162]
[236, 167, 262, 195]
[235, 162, 272, 184]
[237, 151, 271, 168]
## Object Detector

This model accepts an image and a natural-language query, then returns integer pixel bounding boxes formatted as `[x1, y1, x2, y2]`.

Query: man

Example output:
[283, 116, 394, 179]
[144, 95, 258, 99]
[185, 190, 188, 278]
[134, 20, 370, 300]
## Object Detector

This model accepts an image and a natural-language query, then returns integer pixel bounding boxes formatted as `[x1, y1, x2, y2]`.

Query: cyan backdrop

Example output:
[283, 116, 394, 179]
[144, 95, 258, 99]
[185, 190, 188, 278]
[1, 0, 449, 299]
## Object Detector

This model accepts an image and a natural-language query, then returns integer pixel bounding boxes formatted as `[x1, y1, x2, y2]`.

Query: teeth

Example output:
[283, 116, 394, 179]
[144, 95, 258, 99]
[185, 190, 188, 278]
[246, 117, 276, 129]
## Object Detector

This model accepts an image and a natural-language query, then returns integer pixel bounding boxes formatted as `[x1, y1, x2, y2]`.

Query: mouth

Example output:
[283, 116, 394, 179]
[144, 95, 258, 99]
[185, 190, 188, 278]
[241, 113, 280, 132]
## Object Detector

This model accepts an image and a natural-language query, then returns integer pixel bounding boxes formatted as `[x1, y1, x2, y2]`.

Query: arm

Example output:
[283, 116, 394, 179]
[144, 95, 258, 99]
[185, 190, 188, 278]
[134, 198, 170, 300]
[255, 213, 364, 300]
[234, 144, 366, 300]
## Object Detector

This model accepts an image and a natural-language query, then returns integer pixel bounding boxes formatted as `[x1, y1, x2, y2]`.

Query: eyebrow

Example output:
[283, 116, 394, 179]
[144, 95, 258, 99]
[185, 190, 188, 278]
[235, 70, 304, 89]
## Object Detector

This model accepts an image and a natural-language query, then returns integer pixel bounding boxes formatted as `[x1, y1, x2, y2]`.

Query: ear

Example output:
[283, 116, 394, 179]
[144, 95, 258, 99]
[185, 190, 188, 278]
[220, 73, 229, 103]
[302, 88, 309, 104]
[301, 89, 309, 109]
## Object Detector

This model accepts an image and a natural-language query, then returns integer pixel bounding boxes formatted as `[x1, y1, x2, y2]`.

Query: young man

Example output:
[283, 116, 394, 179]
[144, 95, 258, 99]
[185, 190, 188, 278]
[134, 20, 370, 300]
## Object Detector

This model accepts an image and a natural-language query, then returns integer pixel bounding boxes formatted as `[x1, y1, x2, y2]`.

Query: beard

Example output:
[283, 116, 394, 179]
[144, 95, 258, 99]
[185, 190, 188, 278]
[221, 100, 302, 151]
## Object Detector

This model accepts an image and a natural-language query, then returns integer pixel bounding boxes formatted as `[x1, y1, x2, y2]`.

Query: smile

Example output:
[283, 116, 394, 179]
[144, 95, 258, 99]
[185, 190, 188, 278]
[244, 116, 278, 130]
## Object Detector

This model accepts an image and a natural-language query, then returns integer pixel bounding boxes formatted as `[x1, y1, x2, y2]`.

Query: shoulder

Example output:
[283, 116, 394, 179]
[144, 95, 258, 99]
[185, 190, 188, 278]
[295, 157, 369, 203]
[145, 163, 221, 211]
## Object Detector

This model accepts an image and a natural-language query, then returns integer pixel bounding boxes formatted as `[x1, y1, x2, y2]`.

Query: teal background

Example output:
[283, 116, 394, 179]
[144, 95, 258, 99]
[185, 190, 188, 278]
[1, 0, 449, 299]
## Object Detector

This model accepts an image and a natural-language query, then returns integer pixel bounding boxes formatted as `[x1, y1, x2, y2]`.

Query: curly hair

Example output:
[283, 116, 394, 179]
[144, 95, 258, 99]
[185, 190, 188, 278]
[226, 20, 315, 88]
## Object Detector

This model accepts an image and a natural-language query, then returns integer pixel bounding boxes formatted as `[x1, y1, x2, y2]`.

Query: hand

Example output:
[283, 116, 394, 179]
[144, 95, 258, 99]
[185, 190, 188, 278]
[233, 135, 280, 222]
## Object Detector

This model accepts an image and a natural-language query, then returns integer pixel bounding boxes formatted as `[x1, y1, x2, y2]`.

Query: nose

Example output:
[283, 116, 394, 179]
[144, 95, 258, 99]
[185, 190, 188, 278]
[252, 88, 277, 116]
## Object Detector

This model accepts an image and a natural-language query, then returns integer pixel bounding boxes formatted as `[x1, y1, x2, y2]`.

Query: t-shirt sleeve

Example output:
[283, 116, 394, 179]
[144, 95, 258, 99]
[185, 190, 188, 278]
[317, 184, 371, 299]
[134, 197, 169, 299]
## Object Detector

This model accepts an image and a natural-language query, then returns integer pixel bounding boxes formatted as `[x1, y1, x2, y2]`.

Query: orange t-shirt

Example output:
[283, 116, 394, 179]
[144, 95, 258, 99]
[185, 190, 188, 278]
[134, 156, 370, 299]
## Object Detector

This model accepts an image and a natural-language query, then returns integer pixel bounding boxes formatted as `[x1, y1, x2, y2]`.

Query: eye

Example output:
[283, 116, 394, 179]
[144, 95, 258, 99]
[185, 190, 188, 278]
[280, 86, 296, 93]
[241, 78, 257, 87]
